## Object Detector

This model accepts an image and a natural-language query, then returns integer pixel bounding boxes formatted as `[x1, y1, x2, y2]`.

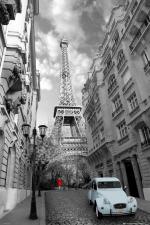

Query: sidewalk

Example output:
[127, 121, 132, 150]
[0, 192, 46, 225]
[136, 198, 150, 214]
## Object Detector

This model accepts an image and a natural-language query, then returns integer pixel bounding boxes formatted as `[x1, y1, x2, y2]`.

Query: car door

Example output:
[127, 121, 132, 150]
[91, 181, 97, 203]
[87, 182, 92, 201]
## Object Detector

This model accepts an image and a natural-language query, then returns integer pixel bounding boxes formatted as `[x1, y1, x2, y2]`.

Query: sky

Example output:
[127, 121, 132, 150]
[35, 0, 120, 129]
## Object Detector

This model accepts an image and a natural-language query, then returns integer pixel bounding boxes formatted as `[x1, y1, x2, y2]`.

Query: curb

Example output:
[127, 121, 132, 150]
[39, 192, 46, 225]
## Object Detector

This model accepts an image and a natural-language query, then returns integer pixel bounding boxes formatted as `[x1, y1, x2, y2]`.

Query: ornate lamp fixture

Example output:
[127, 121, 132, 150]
[38, 125, 47, 141]
[22, 123, 47, 220]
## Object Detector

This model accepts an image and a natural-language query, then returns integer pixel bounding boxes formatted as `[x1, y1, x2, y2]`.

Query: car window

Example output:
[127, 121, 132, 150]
[97, 181, 121, 188]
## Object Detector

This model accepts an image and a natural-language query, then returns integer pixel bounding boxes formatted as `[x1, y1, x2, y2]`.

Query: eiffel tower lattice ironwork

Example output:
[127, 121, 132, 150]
[50, 38, 87, 163]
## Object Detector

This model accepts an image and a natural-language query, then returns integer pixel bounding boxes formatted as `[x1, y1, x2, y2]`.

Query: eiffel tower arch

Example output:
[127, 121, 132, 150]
[48, 39, 90, 184]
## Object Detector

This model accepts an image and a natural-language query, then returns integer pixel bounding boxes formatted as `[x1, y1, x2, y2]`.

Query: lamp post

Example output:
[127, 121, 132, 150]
[22, 124, 47, 220]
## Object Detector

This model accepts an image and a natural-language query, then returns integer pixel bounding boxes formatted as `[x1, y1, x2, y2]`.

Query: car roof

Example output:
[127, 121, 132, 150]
[91, 177, 120, 182]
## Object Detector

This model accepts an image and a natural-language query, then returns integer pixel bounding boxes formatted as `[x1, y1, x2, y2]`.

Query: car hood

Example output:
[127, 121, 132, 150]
[98, 189, 127, 204]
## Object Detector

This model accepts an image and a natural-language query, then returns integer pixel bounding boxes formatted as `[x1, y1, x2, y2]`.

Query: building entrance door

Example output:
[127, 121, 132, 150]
[124, 159, 139, 197]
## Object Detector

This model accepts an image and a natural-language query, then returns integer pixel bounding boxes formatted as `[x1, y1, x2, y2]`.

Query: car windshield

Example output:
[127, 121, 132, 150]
[97, 181, 121, 189]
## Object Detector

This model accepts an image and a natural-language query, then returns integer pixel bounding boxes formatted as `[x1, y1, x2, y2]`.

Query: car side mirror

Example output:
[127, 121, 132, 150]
[124, 186, 127, 191]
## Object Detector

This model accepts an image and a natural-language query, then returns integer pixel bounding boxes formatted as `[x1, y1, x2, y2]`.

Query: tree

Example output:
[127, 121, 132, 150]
[78, 160, 91, 184]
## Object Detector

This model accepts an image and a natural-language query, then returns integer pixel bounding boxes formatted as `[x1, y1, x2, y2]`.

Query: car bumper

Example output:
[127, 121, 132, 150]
[97, 204, 137, 216]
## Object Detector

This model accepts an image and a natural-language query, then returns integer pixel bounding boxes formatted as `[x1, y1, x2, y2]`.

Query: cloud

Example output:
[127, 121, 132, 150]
[36, 1, 117, 111]
[39, 0, 86, 46]
[40, 77, 53, 91]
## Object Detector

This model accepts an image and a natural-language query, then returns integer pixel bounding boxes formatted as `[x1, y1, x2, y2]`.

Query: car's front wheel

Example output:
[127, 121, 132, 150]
[96, 205, 102, 219]
[129, 213, 136, 217]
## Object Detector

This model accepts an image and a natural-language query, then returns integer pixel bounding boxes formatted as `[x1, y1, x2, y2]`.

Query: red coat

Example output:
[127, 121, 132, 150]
[56, 178, 63, 187]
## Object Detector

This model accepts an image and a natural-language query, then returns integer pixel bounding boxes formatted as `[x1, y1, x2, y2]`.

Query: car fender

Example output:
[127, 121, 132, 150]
[127, 196, 137, 207]
[95, 197, 104, 207]
[88, 190, 92, 201]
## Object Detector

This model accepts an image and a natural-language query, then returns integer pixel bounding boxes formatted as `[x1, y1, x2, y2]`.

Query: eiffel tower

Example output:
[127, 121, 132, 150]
[50, 38, 87, 164]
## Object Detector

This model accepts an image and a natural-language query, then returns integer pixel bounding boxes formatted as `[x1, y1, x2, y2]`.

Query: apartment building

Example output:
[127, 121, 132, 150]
[82, 0, 150, 200]
[0, 0, 40, 216]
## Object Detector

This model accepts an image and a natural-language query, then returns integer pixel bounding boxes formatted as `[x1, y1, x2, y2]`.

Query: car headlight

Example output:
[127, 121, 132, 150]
[103, 198, 110, 204]
[128, 197, 134, 203]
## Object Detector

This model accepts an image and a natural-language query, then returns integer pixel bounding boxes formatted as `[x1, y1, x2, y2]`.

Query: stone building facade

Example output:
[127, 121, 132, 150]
[0, 0, 40, 217]
[82, 0, 150, 200]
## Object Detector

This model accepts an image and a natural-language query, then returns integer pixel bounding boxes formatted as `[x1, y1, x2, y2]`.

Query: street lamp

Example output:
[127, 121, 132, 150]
[38, 125, 47, 141]
[22, 124, 47, 220]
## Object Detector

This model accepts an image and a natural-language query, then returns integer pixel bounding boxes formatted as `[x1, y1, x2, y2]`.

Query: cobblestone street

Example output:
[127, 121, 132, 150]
[45, 190, 150, 225]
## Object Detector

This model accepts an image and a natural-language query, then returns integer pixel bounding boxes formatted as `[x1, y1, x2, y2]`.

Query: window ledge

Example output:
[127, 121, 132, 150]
[108, 85, 119, 98]
[144, 61, 150, 74]
[122, 77, 134, 95]
[112, 108, 124, 120]
[117, 59, 127, 74]
[117, 135, 129, 145]
[129, 105, 140, 117]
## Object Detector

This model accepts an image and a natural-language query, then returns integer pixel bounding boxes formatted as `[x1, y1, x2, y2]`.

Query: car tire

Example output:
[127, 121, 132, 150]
[88, 200, 92, 205]
[93, 202, 96, 211]
[96, 205, 102, 219]
[129, 213, 136, 217]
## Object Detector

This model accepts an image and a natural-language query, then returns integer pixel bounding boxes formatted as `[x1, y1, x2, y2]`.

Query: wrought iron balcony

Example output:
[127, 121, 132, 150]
[144, 61, 150, 73]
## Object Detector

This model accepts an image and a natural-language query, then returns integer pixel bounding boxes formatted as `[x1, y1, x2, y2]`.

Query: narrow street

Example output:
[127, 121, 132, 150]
[45, 190, 150, 225]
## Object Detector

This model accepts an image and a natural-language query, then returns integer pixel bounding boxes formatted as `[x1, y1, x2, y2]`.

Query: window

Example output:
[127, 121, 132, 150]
[112, 30, 120, 52]
[103, 54, 113, 76]
[139, 126, 150, 146]
[127, 92, 138, 112]
[108, 74, 117, 94]
[106, 55, 112, 69]
[100, 127, 104, 140]
[131, 0, 138, 15]
[112, 94, 122, 112]
[98, 181, 121, 189]
[141, 50, 149, 65]
[122, 69, 131, 85]
[114, 31, 119, 45]
[117, 49, 126, 71]
[117, 120, 128, 140]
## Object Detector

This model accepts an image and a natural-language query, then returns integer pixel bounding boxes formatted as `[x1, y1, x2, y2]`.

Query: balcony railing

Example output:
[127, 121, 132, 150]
[144, 61, 150, 73]
[129, 13, 150, 52]
[112, 104, 123, 119]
